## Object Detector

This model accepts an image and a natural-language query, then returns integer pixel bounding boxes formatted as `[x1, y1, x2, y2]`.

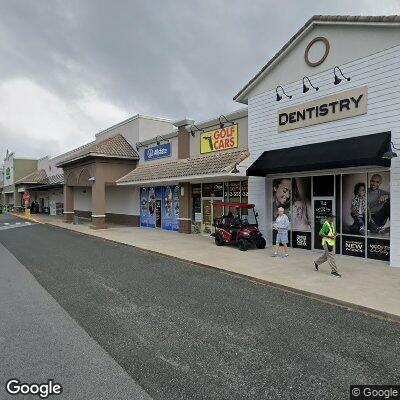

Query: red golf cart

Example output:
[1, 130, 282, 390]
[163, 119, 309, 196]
[211, 201, 266, 251]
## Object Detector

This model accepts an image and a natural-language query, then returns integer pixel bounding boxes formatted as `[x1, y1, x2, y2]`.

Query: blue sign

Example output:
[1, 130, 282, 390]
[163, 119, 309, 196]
[144, 143, 171, 161]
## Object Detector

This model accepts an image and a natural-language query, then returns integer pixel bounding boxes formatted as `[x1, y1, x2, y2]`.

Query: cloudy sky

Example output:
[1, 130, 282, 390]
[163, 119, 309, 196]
[0, 0, 399, 160]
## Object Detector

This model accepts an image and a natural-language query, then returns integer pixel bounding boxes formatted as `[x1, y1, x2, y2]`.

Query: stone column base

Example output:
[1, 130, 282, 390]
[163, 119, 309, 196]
[90, 215, 107, 230]
[178, 218, 192, 234]
[63, 212, 74, 223]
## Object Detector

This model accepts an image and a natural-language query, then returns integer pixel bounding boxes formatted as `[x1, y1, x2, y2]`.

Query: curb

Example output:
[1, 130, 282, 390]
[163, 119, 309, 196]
[11, 213, 41, 224]
[12, 213, 400, 324]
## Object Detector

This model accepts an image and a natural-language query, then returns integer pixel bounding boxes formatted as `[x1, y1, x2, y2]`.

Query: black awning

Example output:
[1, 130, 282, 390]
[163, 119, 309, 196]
[247, 132, 391, 176]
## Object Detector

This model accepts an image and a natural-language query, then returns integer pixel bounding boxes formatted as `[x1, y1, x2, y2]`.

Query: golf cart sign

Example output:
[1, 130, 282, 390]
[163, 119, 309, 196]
[200, 124, 238, 154]
[144, 143, 171, 161]
[278, 86, 368, 132]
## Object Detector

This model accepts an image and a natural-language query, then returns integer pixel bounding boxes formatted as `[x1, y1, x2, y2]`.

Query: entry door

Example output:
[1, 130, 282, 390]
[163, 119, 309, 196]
[155, 200, 162, 228]
[313, 197, 335, 250]
[202, 197, 223, 234]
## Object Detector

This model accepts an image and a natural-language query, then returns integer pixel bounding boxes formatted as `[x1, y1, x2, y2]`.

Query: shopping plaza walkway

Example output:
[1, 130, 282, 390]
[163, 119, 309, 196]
[18, 213, 400, 320]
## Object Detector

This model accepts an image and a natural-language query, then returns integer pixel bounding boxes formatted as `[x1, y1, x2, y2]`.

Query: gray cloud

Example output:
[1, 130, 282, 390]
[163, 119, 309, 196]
[0, 0, 398, 160]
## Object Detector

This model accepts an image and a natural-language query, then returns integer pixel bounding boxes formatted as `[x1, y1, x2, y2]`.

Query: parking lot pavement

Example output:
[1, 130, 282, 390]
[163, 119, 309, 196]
[0, 238, 152, 400]
[0, 218, 399, 400]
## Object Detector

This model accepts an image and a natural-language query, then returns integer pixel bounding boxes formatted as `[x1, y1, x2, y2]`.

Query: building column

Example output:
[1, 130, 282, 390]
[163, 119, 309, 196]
[178, 182, 191, 234]
[90, 181, 107, 229]
[63, 185, 74, 223]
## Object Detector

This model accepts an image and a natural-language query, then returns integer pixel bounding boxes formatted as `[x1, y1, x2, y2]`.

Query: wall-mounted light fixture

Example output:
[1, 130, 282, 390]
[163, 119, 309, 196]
[156, 135, 169, 146]
[190, 124, 203, 137]
[219, 115, 234, 129]
[136, 142, 146, 151]
[302, 76, 319, 93]
[333, 66, 351, 85]
[382, 141, 400, 160]
[275, 85, 292, 101]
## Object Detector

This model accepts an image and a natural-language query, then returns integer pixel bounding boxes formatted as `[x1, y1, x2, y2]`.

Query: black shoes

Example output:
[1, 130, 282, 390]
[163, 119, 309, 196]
[314, 262, 318, 271]
[331, 271, 341, 277]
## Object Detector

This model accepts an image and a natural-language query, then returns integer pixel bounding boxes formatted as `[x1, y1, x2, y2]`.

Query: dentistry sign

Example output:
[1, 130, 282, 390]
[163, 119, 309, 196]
[144, 143, 171, 161]
[200, 124, 238, 154]
[278, 86, 368, 132]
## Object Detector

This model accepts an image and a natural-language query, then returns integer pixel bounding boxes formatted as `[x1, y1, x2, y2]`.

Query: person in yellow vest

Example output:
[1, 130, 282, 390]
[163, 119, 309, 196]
[314, 214, 341, 277]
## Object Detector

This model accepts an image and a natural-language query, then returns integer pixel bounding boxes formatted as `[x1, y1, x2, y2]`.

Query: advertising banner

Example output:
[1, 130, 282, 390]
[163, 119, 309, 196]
[200, 124, 238, 154]
[144, 143, 171, 161]
[342, 173, 366, 236]
[367, 172, 390, 238]
[367, 238, 390, 261]
[292, 231, 311, 250]
[292, 177, 311, 231]
[162, 185, 180, 231]
[342, 235, 365, 258]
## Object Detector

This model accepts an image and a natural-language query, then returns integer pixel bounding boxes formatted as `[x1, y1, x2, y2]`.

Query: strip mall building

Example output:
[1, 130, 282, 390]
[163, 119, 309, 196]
[235, 15, 400, 267]
[3, 15, 400, 267]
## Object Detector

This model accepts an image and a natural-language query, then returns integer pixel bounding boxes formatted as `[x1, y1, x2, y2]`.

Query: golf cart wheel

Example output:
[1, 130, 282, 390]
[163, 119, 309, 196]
[238, 238, 249, 251]
[256, 237, 266, 249]
[215, 234, 224, 246]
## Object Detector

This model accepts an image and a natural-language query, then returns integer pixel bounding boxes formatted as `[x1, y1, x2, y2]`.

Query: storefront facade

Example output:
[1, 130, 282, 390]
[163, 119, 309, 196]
[118, 109, 249, 234]
[234, 16, 400, 266]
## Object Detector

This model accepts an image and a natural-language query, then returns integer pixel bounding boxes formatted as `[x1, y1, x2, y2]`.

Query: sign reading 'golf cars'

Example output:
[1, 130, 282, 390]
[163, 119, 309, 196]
[200, 124, 238, 154]
[278, 86, 368, 132]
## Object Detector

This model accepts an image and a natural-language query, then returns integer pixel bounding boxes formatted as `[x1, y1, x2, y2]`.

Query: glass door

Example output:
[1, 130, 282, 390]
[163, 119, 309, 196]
[202, 197, 223, 234]
[313, 197, 335, 250]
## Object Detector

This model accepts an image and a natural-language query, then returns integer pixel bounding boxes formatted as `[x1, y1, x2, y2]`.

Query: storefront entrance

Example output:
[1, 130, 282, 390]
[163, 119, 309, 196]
[313, 197, 334, 251]
[272, 171, 390, 261]
[202, 197, 223, 234]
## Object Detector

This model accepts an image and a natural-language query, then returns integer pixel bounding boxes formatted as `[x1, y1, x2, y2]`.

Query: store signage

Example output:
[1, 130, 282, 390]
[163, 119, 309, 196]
[200, 124, 238, 154]
[342, 236, 365, 258]
[292, 231, 311, 250]
[367, 238, 390, 261]
[144, 143, 171, 161]
[313, 199, 333, 250]
[5, 167, 10, 180]
[278, 86, 368, 132]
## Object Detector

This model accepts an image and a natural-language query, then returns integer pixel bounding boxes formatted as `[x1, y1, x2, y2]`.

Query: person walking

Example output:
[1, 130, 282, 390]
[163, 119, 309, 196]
[314, 214, 341, 277]
[272, 207, 290, 257]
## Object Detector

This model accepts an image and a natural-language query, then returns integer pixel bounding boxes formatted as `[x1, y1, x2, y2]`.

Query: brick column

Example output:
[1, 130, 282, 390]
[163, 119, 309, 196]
[63, 185, 74, 223]
[90, 181, 107, 229]
[178, 182, 191, 234]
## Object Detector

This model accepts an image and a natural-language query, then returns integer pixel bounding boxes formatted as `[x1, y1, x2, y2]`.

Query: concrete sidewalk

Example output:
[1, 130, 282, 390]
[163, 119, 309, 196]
[15, 213, 400, 321]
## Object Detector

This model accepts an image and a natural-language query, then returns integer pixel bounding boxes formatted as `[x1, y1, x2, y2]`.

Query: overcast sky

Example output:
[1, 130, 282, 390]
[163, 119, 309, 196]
[0, 0, 399, 160]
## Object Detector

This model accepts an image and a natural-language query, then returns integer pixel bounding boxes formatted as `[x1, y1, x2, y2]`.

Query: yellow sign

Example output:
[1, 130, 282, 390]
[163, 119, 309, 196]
[200, 124, 238, 154]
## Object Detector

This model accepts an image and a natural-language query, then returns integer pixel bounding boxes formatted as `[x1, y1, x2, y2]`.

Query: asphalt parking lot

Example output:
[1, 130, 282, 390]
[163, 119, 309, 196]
[0, 214, 399, 400]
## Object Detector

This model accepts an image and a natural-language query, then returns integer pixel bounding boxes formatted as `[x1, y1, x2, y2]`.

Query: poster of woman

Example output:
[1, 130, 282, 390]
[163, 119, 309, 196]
[292, 177, 311, 231]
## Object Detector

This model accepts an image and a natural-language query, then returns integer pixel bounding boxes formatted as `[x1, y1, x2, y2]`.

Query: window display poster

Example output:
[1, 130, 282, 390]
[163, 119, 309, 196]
[140, 187, 163, 228]
[367, 238, 390, 261]
[342, 235, 366, 258]
[292, 177, 311, 231]
[342, 174, 366, 236]
[162, 185, 179, 231]
[272, 178, 291, 221]
[292, 231, 311, 250]
[367, 172, 390, 238]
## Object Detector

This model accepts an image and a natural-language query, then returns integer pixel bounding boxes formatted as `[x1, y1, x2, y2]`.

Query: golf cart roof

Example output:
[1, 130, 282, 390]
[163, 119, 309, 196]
[214, 201, 255, 209]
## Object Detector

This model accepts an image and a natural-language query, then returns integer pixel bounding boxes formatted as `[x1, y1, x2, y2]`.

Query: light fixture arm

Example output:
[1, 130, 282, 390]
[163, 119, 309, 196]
[334, 66, 351, 82]
[303, 76, 319, 91]
[276, 85, 292, 99]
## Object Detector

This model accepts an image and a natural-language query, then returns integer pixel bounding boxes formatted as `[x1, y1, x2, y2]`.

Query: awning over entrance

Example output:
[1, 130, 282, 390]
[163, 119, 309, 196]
[247, 132, 391, 176]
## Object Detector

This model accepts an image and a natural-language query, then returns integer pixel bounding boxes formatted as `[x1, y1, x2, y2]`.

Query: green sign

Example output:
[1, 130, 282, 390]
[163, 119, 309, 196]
[5, 167, 10, 180]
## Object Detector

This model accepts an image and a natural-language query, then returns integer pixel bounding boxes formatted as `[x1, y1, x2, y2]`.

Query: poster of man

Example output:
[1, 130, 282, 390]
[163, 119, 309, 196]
[342, 174, 366, 235]
[272, 178, 291, 220]
[291, 177, 311, 231]
[367, 172, 390, 238]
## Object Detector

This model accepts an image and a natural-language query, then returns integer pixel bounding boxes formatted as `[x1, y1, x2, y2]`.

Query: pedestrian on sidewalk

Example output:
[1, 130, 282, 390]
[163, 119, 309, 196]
[272, 207, 290, 257]
[314, 214, 341, 277]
